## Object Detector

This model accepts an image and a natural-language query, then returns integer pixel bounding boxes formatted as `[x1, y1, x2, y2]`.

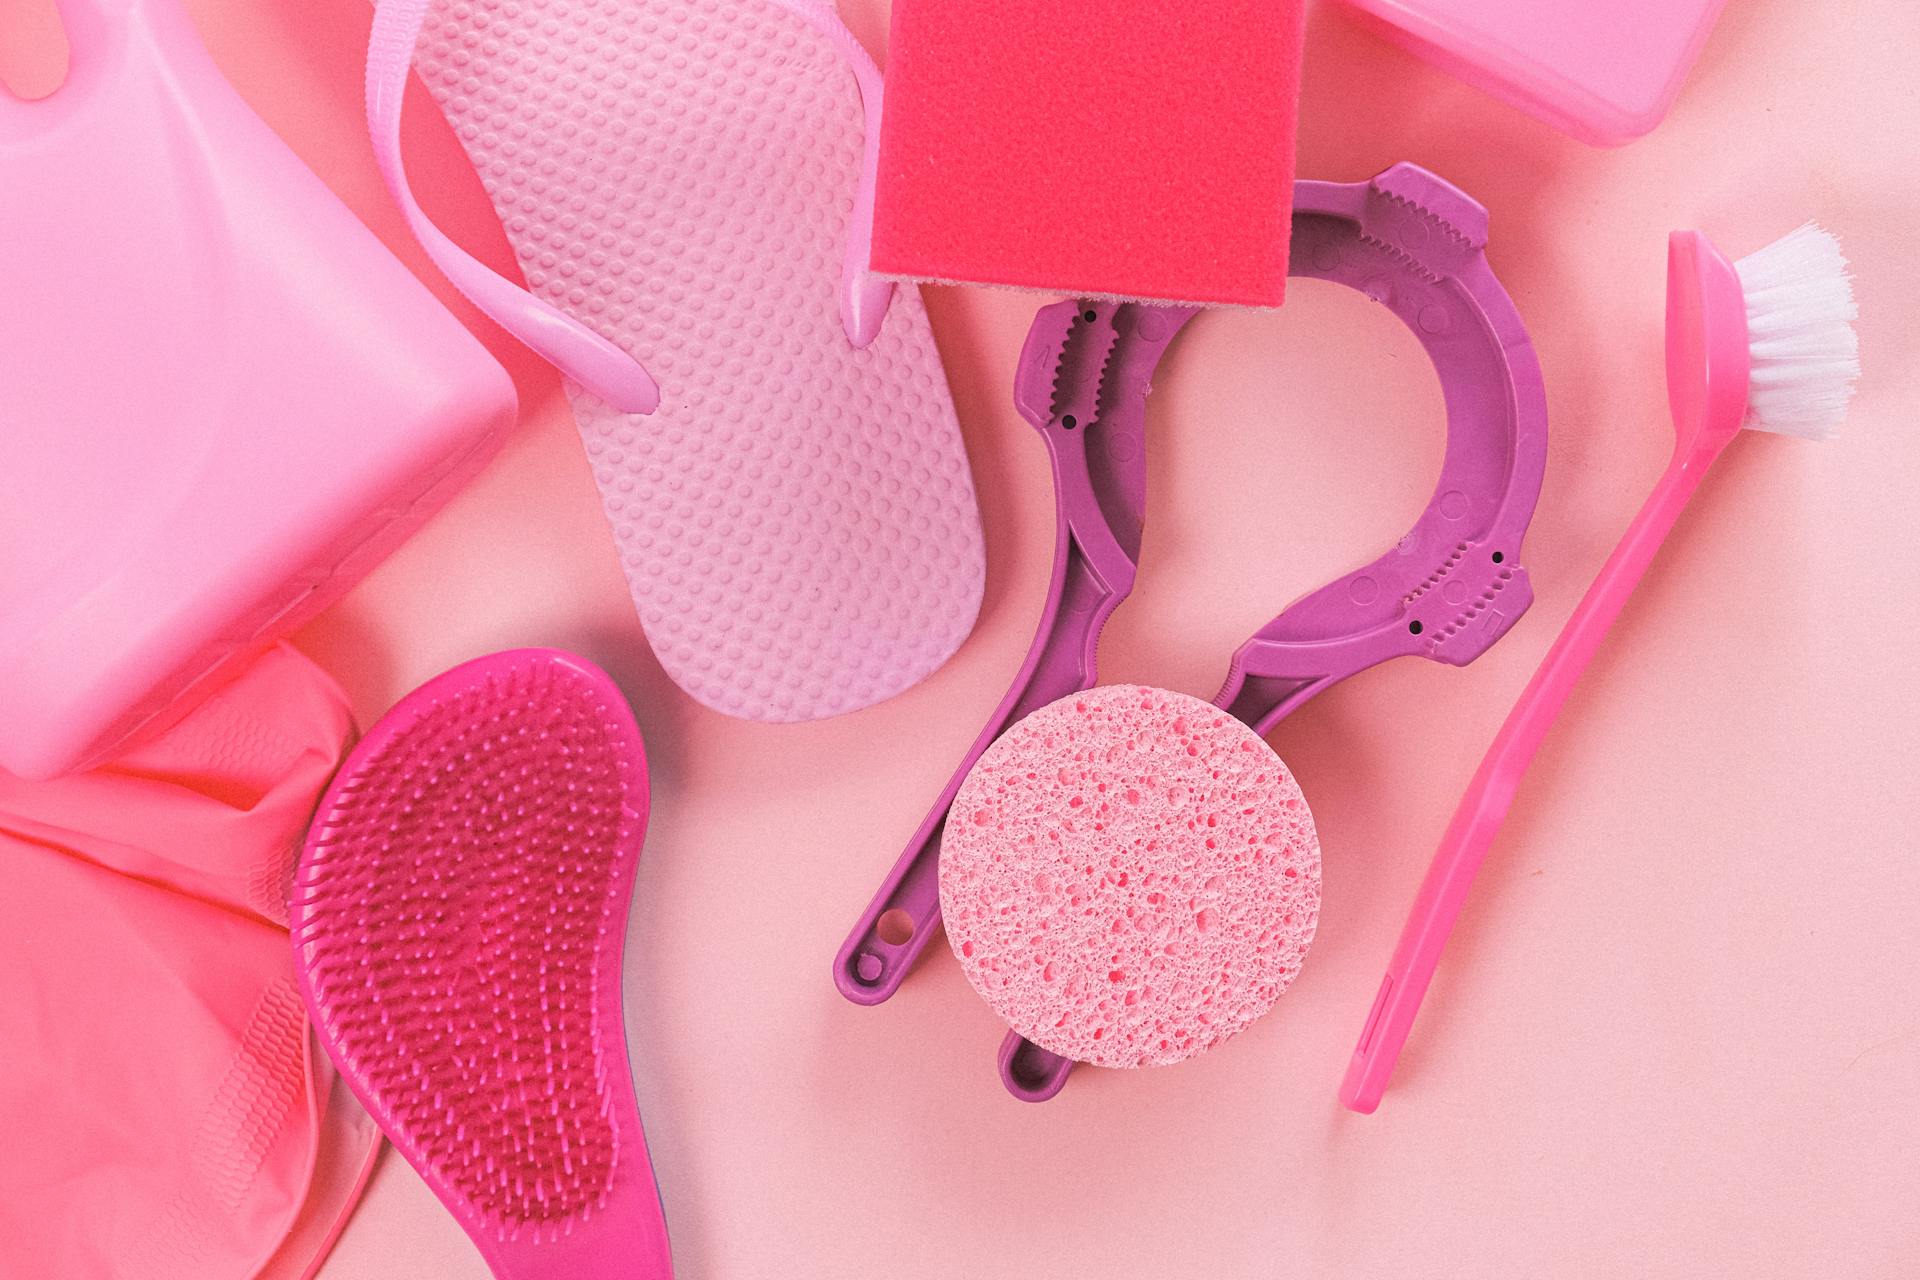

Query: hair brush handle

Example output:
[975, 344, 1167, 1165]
[1341, 453, 1716, 1112]
[488, 1174, 672, 1280]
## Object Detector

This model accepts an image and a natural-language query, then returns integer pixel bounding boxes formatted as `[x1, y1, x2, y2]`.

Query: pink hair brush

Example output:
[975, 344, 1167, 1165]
[1342, 224, 1860, 1113]
[290, 649, 671, 1277]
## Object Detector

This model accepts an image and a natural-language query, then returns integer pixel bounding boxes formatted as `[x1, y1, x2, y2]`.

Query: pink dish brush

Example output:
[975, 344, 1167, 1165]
[1342, 224, 1860, 1113]
[289, 649, 670, 1278]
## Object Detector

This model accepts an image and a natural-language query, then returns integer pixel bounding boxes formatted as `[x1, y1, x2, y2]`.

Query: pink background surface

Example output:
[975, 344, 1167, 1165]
[9, 0, 1916, 1274]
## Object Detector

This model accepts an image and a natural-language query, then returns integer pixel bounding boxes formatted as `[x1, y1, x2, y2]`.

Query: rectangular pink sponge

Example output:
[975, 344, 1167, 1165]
[872, 0, 1306, 308]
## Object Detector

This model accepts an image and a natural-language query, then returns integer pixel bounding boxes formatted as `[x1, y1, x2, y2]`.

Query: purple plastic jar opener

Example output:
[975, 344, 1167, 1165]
[833, 163, 1549, 1101]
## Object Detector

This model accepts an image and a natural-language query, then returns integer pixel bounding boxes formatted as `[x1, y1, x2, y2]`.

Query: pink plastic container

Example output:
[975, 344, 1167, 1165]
[1337, 0, 1728, 146]
[0, 0, 517, 780]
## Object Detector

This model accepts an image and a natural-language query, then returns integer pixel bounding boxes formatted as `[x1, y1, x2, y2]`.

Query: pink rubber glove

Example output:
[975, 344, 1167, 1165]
[0, 644, 379, 1280]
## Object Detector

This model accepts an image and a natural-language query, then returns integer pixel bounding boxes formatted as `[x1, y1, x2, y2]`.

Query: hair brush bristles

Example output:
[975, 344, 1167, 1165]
[290, 651, 653, 1251]
[1736, 223, 1860, 440]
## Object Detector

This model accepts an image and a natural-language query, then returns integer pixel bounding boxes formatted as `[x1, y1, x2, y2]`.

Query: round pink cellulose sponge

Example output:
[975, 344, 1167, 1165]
[940, 685, 1322, 1069]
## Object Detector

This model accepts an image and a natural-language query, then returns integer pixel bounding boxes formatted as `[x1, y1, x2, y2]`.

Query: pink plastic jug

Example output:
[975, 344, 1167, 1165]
[0, 0, 517, 779]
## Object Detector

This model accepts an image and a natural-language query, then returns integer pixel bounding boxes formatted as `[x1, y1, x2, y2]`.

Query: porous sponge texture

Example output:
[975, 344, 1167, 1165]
[873, 0, 1306, 306]
[941, 685, 1320, 1069]
[293, 655, 642, 1236]
[413, 0, 985, 721]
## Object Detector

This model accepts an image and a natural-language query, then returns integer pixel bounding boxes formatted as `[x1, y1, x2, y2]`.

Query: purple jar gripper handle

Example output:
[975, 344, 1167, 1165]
[831, 164, 1550, 1103]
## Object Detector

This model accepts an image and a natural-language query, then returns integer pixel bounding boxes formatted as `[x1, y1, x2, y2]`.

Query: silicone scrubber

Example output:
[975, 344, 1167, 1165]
[872, 0, 1307, 306]
[291, 650, 670, 1279]
[942, 686, 1321, 1069]
[0, 0, 516, 781]
[387, 0, 985, 721]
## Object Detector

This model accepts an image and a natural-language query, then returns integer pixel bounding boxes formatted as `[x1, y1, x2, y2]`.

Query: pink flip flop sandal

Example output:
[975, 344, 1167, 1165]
[368, 0, 986, 721]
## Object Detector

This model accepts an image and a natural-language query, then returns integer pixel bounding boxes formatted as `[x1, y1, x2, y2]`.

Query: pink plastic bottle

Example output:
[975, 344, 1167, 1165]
[0, 0, 517, 779]
[1337, 0, 1728, 146]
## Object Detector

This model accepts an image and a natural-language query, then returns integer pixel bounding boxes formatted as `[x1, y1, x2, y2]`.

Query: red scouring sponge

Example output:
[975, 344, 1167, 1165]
[871, 0, 1308, 307]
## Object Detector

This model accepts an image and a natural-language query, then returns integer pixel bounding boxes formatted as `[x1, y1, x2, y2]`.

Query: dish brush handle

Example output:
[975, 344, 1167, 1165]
[1341, 451, 1717, 1113]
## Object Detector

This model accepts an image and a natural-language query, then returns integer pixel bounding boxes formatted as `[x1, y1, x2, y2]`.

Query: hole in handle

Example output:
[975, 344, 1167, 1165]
[1004, 1039, 1072, 1102]
[875, 908, 914, 946]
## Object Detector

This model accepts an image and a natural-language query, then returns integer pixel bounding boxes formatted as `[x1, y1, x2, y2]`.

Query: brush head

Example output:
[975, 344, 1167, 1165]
[1735, 223, 1860, 440]
[290, 650, 651, 1248]
[941, 685, 1321, 1070]
[1666, 224, 1859, 454]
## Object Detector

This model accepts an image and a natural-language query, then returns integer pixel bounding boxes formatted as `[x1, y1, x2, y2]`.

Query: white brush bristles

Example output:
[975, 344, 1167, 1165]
[1735, 222, 1860, 440]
